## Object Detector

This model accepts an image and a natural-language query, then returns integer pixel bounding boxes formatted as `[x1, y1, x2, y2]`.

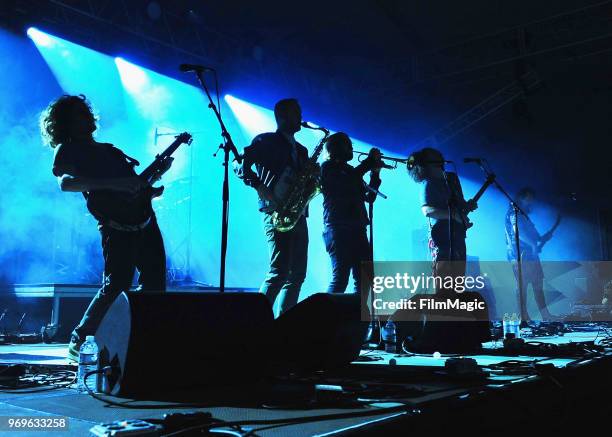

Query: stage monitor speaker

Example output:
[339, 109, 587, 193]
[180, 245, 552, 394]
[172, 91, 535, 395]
[95, 291, 274, 397]
[391, 291, 491, 354]
[272, 292, 368, 371]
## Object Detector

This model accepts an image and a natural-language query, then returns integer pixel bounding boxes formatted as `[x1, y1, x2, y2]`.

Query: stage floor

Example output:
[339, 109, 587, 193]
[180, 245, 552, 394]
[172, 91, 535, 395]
[0, 329, 604, 368]
[1, 327, 611, 435]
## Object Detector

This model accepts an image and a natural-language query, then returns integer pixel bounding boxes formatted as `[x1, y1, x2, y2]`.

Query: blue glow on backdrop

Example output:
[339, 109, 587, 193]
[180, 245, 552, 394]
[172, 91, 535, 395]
[0, 27, 600, 317]
[0, 28, 66, 284]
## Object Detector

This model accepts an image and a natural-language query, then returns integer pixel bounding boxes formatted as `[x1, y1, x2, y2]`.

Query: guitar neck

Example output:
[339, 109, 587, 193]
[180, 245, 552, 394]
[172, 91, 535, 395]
[140, 137, 186, 179]
[538, 216, 562, 250]
[549, 219, 562, 234]
[471, 178, 495, 203]
[543, 217, 562, 241]
[159, 139, 184, 160]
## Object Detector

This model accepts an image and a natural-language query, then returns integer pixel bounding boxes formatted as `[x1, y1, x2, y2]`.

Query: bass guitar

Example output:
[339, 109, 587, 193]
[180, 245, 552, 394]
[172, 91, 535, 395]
[518, 213, 562, 259]
[536, 213, 562, 253]
[87, 132, 192, 227]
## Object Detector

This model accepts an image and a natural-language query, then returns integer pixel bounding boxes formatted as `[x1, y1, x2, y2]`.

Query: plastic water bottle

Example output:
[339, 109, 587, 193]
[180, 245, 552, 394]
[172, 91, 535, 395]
[382, 320, 397, 353]
[511, 313, 521, 339]
[77, 336, 99, 393]
[365, 321, 381, 347]
[502, 313, 511, 338]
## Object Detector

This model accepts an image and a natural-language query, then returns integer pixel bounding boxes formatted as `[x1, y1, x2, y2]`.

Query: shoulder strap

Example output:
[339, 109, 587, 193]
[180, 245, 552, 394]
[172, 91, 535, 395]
[103, 143, 140, 167]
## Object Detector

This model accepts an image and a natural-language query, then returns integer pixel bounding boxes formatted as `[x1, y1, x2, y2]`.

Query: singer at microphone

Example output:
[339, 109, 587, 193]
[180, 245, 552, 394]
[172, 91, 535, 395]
[408, 146, 477, 294]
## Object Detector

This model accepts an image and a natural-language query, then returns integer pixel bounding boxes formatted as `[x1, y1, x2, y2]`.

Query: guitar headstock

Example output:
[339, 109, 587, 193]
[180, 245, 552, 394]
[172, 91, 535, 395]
[176, 132, 193, 145]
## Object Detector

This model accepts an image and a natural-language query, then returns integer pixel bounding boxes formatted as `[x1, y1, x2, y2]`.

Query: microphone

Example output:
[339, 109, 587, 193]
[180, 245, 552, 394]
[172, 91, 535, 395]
[179, 63, 214, 73]
[464, 157, 483, 164]
[301, 121, 330, 134]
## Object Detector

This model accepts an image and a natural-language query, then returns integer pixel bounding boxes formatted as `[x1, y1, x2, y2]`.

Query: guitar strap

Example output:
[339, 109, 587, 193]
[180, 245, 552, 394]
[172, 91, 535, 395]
[119, 151, 140, 168]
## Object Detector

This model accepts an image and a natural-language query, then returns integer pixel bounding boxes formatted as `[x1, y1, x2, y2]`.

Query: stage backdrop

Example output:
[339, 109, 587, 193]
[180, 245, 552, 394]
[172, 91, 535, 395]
[0, 28, 601, 317]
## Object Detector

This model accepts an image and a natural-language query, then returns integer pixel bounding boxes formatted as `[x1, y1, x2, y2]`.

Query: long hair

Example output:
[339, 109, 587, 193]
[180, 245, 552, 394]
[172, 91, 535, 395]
[407, 147, 444, 182]
[40, 94, 97, 148]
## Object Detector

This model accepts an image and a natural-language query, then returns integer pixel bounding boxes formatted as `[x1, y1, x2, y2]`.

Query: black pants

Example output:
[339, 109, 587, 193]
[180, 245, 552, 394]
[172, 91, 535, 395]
[430, 220, 467, 262]
[323, 225, 371, 293]
[260, 215, 308, 315]
[430, 220, 466, 294]
[72, 217, 166, 341]
[512, 256, 548, 320]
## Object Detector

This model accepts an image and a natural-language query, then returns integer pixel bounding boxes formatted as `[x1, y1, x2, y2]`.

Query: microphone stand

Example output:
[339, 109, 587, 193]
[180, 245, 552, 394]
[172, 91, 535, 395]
[425, 160, 457, 269]
[190, 70, 242, 293]
[364, 180, 387, 346]
[441, 170, 455, 266]
[475, 160, 530, 324]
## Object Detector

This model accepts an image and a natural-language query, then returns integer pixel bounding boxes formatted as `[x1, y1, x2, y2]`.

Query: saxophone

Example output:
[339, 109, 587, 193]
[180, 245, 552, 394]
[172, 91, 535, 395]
[271, 122, 329, 232]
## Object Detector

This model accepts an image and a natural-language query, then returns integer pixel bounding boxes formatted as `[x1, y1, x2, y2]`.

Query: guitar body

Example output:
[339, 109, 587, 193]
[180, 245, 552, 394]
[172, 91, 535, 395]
[519, 245, 540, 261]
[464, 216, 475, 230]
[86, 186, 162, 226]
[86, 132, 192, 227]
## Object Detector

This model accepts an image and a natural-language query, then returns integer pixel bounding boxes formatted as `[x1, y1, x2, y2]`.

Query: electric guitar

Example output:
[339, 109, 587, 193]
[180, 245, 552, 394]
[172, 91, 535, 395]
[518, 213, 562, 259]
[536, 213, 562, 253]
[87, 132, 192, 227]
[460, 173, 496, 229]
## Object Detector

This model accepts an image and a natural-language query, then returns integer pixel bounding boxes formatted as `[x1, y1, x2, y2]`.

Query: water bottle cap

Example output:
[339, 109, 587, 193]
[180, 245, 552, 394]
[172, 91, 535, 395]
[85, 335, 95, 342]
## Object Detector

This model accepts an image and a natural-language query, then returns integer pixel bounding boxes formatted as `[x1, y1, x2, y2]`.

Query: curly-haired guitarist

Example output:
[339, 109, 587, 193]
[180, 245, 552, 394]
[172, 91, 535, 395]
[42, 95, 170, 361]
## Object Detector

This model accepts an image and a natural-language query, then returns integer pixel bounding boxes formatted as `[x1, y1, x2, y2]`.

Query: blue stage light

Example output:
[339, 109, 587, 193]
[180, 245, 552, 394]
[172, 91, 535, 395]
[26, 27, 55, 48]
[224, 95, 280, 139]
[27, 27, 124, 114]
[115, 57, 149, 92]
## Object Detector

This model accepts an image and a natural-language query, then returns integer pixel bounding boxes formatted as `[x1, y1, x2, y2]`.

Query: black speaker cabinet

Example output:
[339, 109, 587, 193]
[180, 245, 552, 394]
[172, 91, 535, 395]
[272, 292, 368, 371]
[391, 291, 491, 354]
[95, 291, 274, 397]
